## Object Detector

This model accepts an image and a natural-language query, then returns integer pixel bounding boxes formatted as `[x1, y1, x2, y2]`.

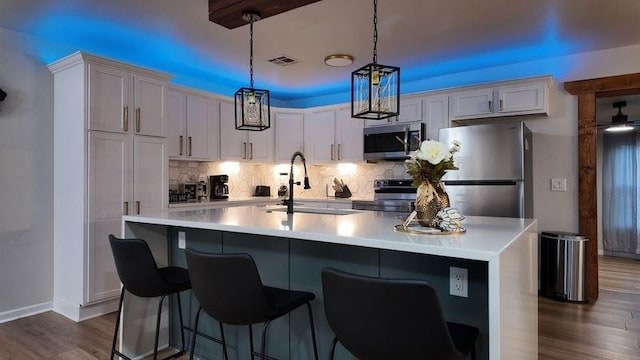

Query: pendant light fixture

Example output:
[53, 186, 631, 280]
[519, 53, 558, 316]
[235, 11, 270, 131]
[351, 0, 400, 120]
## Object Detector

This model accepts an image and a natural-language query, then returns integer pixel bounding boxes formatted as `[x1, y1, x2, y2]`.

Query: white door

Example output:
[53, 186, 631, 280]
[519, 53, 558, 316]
[219, 101, 247, 161]
[304, 110, 336, 163]
[133, 74, 166, 137]
[186, 95, 209, 159]
[450, 88, 494, 119]
[166, 90, 186, 158]
[275, 112, 304, 162]
[335, 108, 364, 162]
[133, 136, 167, 214]
[423, 95, 450, 141]
[498, 83, 545, 113]
[88, 63, 130, 133]
[87, 131, 131, 303]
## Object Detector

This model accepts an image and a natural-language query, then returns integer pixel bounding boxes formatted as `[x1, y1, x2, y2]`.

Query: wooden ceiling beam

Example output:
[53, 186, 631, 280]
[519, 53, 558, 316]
[564, 72, 640, 95]
[209, 0, 322, 29]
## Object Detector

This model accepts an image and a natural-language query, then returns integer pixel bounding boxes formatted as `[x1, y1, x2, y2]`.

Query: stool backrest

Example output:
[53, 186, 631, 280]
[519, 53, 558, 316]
[108, 235, 169, 297]
[321, 267, 462, 360]
[185, 249, 273, 325]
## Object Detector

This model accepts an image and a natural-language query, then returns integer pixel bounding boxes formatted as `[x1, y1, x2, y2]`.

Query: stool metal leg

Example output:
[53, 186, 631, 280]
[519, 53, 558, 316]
[329, 337, 339, 360]
[305, 302, 319, 360]
[176, 292, 186, 355]
[248, 324, 254, 358]
[189, 307, 202, 360]
[260, 320, 272, 360]
[111, 289, 126, 360]
[220, 322, 228, 360]
[153, 295, 167, 360]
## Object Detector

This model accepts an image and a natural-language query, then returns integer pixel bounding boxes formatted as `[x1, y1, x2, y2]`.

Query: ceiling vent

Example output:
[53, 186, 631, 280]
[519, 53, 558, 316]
[268, 56, 300, 66]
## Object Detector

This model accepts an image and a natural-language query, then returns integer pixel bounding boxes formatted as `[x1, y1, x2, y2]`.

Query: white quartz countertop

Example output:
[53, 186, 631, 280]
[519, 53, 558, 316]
[124, 205, 537, 261]
[168, 197, 359, 209]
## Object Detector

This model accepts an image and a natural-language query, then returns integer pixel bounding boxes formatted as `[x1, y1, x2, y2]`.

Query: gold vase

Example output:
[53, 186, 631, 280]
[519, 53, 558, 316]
[415, 182, 450, 227]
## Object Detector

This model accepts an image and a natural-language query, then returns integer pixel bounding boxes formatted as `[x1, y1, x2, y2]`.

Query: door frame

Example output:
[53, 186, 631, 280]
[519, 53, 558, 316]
[564, 73, 640, 302]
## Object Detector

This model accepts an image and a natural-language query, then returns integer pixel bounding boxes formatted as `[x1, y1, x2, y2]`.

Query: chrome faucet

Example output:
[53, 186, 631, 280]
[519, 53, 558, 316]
[287, 151, 310, 214]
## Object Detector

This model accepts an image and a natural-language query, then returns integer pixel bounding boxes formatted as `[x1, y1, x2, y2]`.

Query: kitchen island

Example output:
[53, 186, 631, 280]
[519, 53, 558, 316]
[121, 204, 538, 360]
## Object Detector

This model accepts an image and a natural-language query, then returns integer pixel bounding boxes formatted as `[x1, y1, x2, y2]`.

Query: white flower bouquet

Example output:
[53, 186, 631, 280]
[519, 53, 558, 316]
[405, 139, 460, 186]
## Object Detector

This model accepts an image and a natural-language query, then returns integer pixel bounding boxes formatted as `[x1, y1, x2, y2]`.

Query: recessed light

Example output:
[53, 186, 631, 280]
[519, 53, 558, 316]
[324, 54, 354, 67]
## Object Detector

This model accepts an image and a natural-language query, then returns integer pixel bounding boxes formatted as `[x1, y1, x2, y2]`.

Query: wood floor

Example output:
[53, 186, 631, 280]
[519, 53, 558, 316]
[0, 256, 638, 359]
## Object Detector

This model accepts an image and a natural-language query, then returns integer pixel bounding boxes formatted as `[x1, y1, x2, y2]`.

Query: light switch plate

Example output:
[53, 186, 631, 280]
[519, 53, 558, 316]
[550, 178, 567, 192]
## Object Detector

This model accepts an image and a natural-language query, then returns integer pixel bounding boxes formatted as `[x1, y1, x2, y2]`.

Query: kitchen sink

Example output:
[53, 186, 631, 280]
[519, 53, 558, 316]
[265, 206, 359, 216]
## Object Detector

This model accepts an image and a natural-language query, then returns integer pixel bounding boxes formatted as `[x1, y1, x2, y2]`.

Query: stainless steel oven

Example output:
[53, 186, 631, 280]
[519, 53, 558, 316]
[363, 122, 425, 161]
[352, 179, 416, 213]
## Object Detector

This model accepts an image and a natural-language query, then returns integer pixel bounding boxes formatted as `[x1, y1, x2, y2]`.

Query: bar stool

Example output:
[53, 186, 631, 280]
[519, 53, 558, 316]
[108, 235, 191, 360]
[185, 249, 319, 360]
[321, 267, 479, 360]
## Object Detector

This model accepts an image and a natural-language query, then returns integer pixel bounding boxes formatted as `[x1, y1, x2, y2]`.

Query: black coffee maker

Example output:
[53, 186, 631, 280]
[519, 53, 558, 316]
[209, 175, 229, 200]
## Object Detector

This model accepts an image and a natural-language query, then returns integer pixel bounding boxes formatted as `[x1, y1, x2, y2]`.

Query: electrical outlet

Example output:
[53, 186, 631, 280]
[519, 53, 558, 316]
[178, 231, 186, 249]
[450, 267, 468, 297]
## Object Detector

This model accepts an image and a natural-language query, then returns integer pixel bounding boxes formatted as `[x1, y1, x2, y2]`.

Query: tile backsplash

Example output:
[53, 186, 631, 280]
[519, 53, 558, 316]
[169, 160, 411, 199]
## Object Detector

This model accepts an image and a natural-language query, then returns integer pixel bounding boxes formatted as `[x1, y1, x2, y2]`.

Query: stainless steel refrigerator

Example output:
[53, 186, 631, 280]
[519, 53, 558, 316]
[438, 122, 533, 218]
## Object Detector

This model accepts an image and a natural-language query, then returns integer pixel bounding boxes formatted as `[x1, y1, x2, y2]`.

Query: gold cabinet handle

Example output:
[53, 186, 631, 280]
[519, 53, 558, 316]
[124, 201, 129, 215]
[136, 201, 140, 215]
[488, 100, 493, 113]
[179, 135, 183, 156]
[243, 142, 247, 159]
[338, 144, 341, 160]
[331, 144, 334, 161]
[188, 136, 192, 156]
[135, 108, 141, 132]
[123, 106, 129, 132]
[249, 142, 253, 160]
[499, 99, 504, 111]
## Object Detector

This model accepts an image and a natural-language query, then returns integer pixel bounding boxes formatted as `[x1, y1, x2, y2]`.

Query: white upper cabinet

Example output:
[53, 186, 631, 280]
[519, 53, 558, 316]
[304, 108, 363, 163]
[275, 111, 304, 162]
[219, 100, 273, 162]
[133, 75, 166, 137]
[88, 63, 166, 136]
[88, 63, 130, 133]
[497, 82, 546, 113]
[422, 94, 450, 141]
[450, 78, 550, 120]
[167, 88, 211, 160]
[365, 96, 422, 127]
[207, 99, 221, 161]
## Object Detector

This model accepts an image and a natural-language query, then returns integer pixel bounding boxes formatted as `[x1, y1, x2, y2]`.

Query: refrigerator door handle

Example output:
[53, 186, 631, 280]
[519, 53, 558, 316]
[403, 127, 409, 154]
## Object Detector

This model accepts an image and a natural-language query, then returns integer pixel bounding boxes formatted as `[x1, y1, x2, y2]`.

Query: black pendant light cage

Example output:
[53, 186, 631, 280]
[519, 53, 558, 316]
[351, 0, 400, 120]
[235, 10, 270, 131]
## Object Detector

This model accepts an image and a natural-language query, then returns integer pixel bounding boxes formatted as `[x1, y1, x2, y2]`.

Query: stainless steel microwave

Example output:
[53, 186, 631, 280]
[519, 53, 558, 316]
[363, 122, 425, 161]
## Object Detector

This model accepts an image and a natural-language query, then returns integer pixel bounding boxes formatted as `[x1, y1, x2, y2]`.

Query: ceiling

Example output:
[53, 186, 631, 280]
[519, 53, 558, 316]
[1, 0, 640, 106]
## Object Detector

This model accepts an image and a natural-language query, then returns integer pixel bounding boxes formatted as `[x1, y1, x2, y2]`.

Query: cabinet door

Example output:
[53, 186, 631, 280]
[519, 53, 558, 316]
[87, 131, 132, 303]
[335, 108, 364, 162]
[219, 101, 247, 161]
[423, 95, 450, 141]
[498, 83, 546, 113]
[133, 136, 167, 214]
[166, 90, 186, 158]
[248, 126, 274, 162]
[207, 99, 221, 161]
[304, 110, 335, 163]
[133, 74, 166, 137]
[450, 88, 494, 119]
[88, 63, 130, 133]
[275, 112, 304, 162]
[365, 97, 422, 127]
[186, 95, 209, 159]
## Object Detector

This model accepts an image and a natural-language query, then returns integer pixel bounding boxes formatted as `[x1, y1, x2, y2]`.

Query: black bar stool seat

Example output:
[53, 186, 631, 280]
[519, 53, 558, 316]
[185, 249, 319, 360]
[322, 267, 479, 360]
[109, 235, 191, 360]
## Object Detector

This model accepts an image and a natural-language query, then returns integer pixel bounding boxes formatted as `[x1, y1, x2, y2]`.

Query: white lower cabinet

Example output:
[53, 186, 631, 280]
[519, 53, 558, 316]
[219, 100, 274, 162]
[50, 52, 169, 320]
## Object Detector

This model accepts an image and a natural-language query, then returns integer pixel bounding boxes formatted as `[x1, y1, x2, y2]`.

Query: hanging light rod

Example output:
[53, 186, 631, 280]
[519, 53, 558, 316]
[351, 0, 400, 120]
[235, 9, 271, 131]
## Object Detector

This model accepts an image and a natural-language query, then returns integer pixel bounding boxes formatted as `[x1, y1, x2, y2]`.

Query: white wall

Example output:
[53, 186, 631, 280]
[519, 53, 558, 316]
[0, 28, 54, 321]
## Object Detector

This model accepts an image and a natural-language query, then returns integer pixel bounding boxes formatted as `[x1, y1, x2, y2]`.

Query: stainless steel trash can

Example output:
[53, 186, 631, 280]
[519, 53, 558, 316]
[539, 231, 589, 302]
